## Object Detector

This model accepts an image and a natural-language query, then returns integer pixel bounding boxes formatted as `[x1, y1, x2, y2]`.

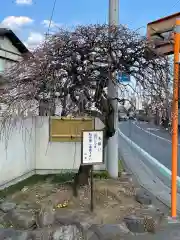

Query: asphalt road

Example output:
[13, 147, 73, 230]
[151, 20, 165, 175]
[119, 120, 180, 176]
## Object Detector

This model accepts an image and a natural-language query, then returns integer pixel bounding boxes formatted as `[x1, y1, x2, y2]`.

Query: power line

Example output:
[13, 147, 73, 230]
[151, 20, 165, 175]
[46, 0, 57, 37]
[172, 0, 180, 8]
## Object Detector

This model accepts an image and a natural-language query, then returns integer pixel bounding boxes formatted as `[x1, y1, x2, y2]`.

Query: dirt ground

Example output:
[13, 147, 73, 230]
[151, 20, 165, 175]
[0, 172, 155, 226]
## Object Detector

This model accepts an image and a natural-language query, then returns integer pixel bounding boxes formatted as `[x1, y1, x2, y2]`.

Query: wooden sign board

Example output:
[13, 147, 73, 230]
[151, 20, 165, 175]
[147, 12, 180, 55]
[49, 117, 94, 142]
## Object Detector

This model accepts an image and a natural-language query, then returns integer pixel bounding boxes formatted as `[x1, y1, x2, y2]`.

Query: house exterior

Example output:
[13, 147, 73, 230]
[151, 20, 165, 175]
[0, 28, 29, 76]
[0, 28, 30, 116]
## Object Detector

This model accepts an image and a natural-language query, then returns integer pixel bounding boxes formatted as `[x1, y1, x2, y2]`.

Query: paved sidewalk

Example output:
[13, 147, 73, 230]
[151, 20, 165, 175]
[124, 223, 180, 240]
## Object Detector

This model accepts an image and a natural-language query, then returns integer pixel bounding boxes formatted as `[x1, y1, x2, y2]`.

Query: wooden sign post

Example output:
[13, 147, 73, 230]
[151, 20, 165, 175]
[81, 130, 104, 212]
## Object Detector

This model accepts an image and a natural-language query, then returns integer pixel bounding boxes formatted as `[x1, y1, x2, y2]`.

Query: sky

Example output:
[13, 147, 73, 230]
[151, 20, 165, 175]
[1, 0, 180, 50]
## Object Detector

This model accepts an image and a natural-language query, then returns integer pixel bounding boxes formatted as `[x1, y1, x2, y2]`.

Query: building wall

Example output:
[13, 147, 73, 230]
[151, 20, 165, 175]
[35, 117, 106, 173]
[0, 36, 21, 61]
[0, 118, 35, 189]
[0, 36, 22, 73]
[0, 116, 105, 189]
[35, 117, 82, 172]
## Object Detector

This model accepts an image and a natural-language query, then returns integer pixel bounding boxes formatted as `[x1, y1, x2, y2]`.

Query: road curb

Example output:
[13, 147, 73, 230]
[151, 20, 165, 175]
[118, 129, 180, 213]
[118, 129, 180, 189]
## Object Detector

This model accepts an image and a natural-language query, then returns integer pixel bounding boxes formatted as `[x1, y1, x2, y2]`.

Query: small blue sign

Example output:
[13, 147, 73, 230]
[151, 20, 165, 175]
[117, 72, 130, 82]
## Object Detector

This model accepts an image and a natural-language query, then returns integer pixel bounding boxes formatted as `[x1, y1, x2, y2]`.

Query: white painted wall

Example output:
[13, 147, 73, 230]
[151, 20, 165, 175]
[0, 116, 106, 188]
[0, 118, 35, 189]
[35, 117, 81, 172]
[35, 116, 106, 173]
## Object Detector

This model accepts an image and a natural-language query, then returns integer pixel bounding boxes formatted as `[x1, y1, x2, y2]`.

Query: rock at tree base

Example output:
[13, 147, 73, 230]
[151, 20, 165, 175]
[135, 190, 152, 205]
[4, 209, 36, 229]
[36, 205, 55, 228]
[0, 202, 16, 212]
[87, 223, 132, 240]
[29, 229, 54, 239]
[124, 213, 162, 234]
[53, 225, 82, 240]
[124, 215, 146, 233]
[0, 229, 29, 240]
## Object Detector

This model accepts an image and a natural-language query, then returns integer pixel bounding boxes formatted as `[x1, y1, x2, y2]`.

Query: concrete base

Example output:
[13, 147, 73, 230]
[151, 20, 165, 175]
[0, 170, 35, 190]
[167, 216, 180, 224]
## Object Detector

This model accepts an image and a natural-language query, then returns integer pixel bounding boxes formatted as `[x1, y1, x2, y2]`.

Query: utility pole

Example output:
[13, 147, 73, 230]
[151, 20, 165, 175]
[171, 19, 180, 218]
[107, 0, 119, 178]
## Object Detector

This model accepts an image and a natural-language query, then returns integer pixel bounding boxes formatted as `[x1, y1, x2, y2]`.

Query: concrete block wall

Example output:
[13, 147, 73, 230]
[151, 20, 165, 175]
[0, 116, 106, 189]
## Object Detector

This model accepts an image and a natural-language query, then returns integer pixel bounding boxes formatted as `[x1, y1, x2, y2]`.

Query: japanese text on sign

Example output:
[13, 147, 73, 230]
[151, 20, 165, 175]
[82, 131, 103, 164]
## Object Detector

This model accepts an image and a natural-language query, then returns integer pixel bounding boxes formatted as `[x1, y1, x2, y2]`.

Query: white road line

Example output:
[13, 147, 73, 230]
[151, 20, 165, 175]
[118, 128, 180, 183]
[146, 128, 159, 131]
[132, 121, 179, 145]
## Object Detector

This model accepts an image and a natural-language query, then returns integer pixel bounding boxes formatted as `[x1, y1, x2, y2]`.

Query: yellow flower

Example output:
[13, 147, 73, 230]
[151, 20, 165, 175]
[56, 200, 69, 208]
[56, 203, 62, 208]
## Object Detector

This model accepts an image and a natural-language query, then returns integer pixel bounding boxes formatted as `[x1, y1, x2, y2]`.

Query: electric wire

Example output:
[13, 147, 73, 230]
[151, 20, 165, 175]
[45, 0, 57, 38]
[171, 0, 180, 9]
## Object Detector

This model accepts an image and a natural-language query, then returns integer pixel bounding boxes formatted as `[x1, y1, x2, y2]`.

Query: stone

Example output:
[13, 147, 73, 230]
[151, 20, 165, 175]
[88, 233, 99, 240]
[124, 215, 146, 233]
[53, 225, 82, 240]
[0, 224, 5, 228]
[135, 190, 152, 205]
[124, 212, 163, 234]
[0, 202, 16, 212]
[86, 225, 102, 240]
[0, 212, 5, 224]
[29, 229, 54, 239]
[94, 223, 131, 239]
[118, 222, 131, 234]
[0, 229, 29, 240]
[0, 198, 4, 204]
[137, 206, 165, 224]
[4, 209, 36, 229]
[124, 204, 166, 234]
[36, 204, 55, 227]
[13, 231, 30, 240]
[55, 216, 85, 234]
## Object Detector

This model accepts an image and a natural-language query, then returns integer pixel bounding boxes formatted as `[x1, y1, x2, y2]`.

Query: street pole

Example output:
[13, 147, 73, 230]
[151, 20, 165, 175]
[107, 0, 119, 178]
[171, 19, 180, 218]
